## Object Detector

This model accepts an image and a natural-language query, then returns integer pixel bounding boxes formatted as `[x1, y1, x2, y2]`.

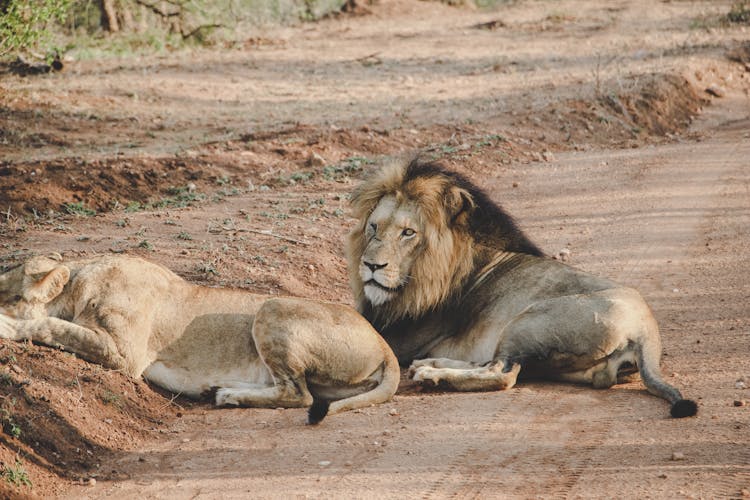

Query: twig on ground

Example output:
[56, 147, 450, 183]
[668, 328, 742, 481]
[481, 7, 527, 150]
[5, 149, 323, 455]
[226, 227, 309, 246]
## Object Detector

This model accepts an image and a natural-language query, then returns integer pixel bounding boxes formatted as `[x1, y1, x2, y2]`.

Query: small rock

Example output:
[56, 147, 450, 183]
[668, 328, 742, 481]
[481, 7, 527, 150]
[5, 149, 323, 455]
[740, 488, 750, 497]
[10, 364, 23, 374]
[88, 478, 97, 487]
[733, 400, 746, 407]
[182, 438, 191, 443]
[705, 85, 725, 98]
[658, 473, 668, 479]
[671, 452, 685, 461]
[736, 381, 747, 390]
[388, 408, 399, 416]
[512, 182, 519, 188]
[318, 460, 331, 467]
[542, 150, 555, 162]
[307, 152, 327, 168]
[555, 248, 571, 262]
[187, 182, 197, 193]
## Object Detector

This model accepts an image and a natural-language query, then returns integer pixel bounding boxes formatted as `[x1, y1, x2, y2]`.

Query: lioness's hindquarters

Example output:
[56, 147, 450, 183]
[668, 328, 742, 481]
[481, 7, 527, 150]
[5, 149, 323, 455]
[216, 298, 399, 422]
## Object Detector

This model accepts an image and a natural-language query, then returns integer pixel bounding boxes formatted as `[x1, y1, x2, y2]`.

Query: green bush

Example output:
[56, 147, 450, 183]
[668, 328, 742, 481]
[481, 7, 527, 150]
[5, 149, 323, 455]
[0, 0, 70, 57]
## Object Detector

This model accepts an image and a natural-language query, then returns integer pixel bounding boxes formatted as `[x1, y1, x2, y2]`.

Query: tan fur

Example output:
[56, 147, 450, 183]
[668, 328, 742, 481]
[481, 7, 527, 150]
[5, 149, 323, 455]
[346, 159, 697, 418]
[0, 255, 399, 421]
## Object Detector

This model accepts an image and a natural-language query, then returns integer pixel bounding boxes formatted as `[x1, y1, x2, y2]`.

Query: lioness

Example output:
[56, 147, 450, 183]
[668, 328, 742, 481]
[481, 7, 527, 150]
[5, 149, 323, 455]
[0, 255, 399, 423]
[346, 158, 697, 418]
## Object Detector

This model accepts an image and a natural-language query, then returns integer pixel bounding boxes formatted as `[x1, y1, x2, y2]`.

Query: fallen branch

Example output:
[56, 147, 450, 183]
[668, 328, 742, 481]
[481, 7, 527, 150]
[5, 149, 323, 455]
[182, 23, 224, 40]
[133, 0, 181, 18]
[225, 227, 309, 246]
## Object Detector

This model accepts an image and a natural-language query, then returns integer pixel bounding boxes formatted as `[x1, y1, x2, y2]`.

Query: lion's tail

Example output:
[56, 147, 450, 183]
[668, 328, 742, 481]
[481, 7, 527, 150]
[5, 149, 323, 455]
[637, 333, 697, 418]
[308, 337, 400, 425]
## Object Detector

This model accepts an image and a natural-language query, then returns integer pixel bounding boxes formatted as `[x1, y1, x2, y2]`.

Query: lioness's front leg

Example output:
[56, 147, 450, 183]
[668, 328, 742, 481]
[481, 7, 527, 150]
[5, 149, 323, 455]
[0, 314, 126, 370]
[411, 359, 521, 391]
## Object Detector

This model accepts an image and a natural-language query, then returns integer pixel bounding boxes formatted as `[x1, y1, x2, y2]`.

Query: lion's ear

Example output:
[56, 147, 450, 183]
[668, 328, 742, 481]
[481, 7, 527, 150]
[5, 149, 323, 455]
[446, 187, 475, 226]
[25, 265, 70, 304]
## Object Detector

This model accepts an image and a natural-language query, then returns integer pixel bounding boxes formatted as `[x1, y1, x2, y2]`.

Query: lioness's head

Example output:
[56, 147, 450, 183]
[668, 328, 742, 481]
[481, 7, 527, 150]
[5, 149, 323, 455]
[0, 255, 70, 319]
[346, 158, 543, 325]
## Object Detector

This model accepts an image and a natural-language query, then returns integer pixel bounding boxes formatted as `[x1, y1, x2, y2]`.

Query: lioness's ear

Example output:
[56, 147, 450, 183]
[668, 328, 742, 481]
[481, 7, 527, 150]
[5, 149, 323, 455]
[446, 187, 475, 226]
[24, 256, 61, 277]
[26, 266, 70, 304]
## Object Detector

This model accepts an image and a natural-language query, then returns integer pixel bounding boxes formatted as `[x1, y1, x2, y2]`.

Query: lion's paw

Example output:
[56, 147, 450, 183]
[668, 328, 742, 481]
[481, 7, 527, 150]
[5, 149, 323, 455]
[407, 358, 439, 377]
[215, 388, 239, 407]
[0, 314, 19, 340]
[411, 366, 444, 386]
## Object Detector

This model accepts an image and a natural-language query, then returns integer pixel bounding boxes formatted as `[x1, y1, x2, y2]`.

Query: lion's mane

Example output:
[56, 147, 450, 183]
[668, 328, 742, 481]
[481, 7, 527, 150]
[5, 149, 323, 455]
[346, 158, 544, 328]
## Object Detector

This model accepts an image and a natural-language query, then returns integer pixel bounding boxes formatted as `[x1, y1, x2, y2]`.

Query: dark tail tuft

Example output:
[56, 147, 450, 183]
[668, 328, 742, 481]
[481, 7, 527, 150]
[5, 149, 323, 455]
[307, 399, 331, 425]
[670, 399, 698, 418]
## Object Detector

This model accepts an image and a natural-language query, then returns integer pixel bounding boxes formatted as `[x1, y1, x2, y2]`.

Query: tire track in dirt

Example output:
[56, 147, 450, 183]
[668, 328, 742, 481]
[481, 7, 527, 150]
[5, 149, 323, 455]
[416, 388, 613, 500]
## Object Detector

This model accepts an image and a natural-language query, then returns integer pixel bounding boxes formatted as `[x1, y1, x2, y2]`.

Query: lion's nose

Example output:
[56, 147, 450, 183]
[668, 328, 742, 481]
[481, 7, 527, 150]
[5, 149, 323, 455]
[364, 261, 388, 272]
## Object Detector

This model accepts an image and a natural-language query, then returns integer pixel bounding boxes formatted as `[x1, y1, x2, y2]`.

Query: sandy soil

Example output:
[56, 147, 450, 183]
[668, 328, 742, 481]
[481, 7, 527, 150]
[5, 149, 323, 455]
[1, 0, 749, 498]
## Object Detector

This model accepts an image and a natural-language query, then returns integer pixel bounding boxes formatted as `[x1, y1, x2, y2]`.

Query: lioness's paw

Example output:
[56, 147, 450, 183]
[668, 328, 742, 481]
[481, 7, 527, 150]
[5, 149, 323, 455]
[215, 388, 239, 407]
[0, 314, 19, 340]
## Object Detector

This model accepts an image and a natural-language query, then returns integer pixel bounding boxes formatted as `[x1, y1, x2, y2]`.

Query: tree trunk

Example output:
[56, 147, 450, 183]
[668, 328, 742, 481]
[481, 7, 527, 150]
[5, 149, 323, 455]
[101, 0, 120, 32]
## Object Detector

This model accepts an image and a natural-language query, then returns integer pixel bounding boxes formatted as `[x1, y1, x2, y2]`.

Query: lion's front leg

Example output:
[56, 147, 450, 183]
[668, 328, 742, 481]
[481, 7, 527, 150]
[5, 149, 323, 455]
[408, 357, 480, 377]
[0, 314, 126, 371]
[411, 359, 521, 392]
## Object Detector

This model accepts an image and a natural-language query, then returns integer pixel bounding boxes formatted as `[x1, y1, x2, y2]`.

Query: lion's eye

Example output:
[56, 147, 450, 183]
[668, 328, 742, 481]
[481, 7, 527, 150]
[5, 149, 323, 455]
[369, 222, 378, 233]
[401, 228, 416, 238]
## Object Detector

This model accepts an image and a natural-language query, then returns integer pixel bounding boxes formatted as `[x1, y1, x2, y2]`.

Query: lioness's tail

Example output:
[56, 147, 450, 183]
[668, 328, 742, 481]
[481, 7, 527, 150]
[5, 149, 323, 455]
[637, 334, 697, 418]
[308, 337, 400, 425]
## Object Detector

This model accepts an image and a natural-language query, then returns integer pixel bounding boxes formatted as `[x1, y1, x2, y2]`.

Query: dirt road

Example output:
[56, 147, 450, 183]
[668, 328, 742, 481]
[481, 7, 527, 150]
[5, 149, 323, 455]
[61, 92, 749, 499]
[0, 1, 748, 498]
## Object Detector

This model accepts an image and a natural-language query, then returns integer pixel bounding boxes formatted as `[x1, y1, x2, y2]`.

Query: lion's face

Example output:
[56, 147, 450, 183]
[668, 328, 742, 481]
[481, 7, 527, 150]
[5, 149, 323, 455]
[347, 162, 477, 321]
[0, 257, 69, 319]
[358, 195, 423, 306]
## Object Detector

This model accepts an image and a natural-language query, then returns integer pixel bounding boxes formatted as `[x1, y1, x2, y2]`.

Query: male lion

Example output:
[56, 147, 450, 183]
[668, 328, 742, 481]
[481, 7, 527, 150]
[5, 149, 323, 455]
[0, 254, 399, 424]
[346, 158, 697, 418]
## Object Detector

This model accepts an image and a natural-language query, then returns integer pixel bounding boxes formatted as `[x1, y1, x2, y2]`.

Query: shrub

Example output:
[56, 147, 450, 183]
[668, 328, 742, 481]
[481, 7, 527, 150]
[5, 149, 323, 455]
[0, 0, 70, 58]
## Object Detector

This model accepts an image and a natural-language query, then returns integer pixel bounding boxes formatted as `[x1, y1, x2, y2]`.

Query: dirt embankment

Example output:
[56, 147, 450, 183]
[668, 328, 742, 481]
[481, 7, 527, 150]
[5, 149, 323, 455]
[1, 1, 749, 497]
[1, 72, 705, 218]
